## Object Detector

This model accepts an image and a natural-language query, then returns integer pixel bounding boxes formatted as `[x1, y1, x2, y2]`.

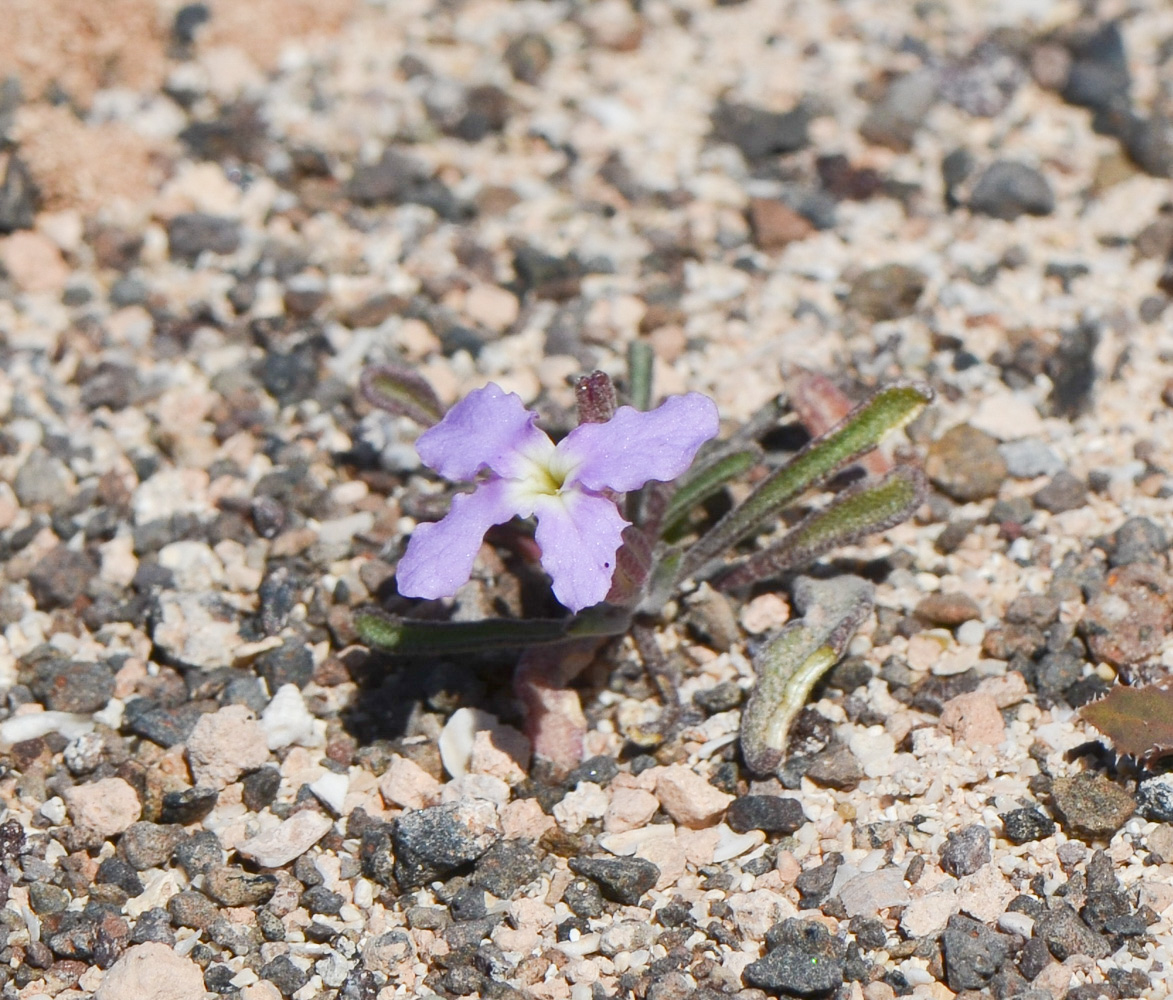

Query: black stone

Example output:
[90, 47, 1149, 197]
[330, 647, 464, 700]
[1081, 890, 1132, 933]
[968, 161, 1055, 220]
[95, 858, 144, 897]
[471, 839, 543, 897]
[1062, 22, 1131, 117]
[80, 363, 138, 411]
[1047, 321, 1099, 418]
[128, 907, 175, 946]
[1138, 774, 1173, 822]
[711, 101, 810, 160]
[159, 786, 219, 825]
[1109, 517, 1168, 567]
[745, 918, 845, 996]
[359, 825, 395, 887]
[448, 886, 487, 922]
[1033, 470, 1088, 513]
[172, 2, 211, 45]
[567, 856, 659, 906]
[1000, 807, 1055, 844]
[941, 914, 1009, 991]
[940, 824, 991, 876]
[301, 885, 344, 916]
[257, 908, 285, 942]
[850, 916, 888, 951]
[204, 964, 235, 994]
[347, 149, 471, 221]
[167, 213, 241, 261]
[30, 659, 114, 713]
[124, 699, 209, 749]
[726, 795, 807, 834]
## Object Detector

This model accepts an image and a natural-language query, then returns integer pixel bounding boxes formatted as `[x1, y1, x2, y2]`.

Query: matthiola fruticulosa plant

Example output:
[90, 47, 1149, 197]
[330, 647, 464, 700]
[356, 347, 932, 775]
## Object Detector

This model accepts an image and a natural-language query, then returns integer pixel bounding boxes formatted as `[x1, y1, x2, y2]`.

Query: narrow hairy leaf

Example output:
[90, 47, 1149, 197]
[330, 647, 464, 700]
[355, 608, 569, 655]
[1079, 682, 1173, 762]
[741, 575, 875, 775]
[627, 340, 654, 411]
[659, 448, 761, 541]
[360, 364, 445, 426]
[714, 465, 926, 589]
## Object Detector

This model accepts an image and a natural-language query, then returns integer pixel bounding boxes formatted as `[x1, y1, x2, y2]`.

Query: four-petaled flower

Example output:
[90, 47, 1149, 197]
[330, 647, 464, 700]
[396, 383, 719, 612]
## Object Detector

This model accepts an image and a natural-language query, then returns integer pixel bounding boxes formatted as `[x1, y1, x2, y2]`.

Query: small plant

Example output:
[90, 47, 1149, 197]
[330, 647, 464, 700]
[356, 347, 932, 774]
[1080, 681, 1173, 765]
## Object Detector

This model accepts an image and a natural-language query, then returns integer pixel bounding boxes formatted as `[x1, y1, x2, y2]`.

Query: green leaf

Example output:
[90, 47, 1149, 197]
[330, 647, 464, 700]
[1079, 682, 1173, 762]
[714, 465, 926, 589]
[355, 609, 570, 656]
[658, 448, 761, 541]
[741, 575, 874, 776]
[360, 364, 445, 426]
[679, 380, 932, 580]
[626, 340, 654, 411]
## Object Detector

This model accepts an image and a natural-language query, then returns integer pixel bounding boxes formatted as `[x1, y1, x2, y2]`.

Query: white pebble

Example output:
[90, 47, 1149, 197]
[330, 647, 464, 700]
[261, 684, 317, 749]
[40, 796, 67, 824]
[310, 772, 349, 815]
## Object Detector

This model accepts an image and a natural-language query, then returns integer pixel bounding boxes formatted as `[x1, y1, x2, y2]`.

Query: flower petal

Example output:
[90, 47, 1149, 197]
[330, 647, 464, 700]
[415, 382, 549, 481]
[533, 490, 630, 612]
[396, 479, 518, 599]
[560, 392, 720, 493]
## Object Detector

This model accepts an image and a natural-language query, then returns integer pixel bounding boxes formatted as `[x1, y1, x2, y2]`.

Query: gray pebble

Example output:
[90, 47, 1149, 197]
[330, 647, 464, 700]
[941, 914, 1009, 991]
[999, 807, 1055, 844]
[940, 824, 991, 876]
[30, 659, 114, 714]
[118, 822, 185, 870]
[726, 795, 806, 834]
[926, 424, 1007, 502]
[168, 889, 220, 930]
[392, 801, 502, 890]
[1137, 774, 1173, 823]
[969, 160, 1055, 220]
[568, 856, 659, 906]
[999, 439, 1063, 479]
[1032, 470, 1088, 513]
[846, 263, 927, 321]
[1035, 903, 1110, 961]
[167, 212, 241, 261]
[203, 865, 277, 906]
[745, 918, 845, 995]
[1051, 772, 1135, 840]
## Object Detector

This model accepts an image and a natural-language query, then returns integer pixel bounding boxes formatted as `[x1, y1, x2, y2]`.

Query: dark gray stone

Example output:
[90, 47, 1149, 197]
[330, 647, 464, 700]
[241, 766, 282, 812]
[256, 639, 314, 690]
[28, 546, 98, 610]
[711, 101, 810, 160]
[167, 213, 241, 261]
[745, 918, 845, 995]
[926, 424, 1007, 502]
[805, 745, 863, 790]
[0, 155, 37, 233]
[471, 839, 543, 897]
[118, 822, 185, 870]
[28, 881, 70, 915]
[260, 954, 308, 997]
[1033, 470, 1088, 513]
[726, 795, 806, 834]
[1109, 517, 1168, 567]
[30, 659, 114, 714]
[794, 853, 842, 908]
[504, 32, 552, 84]
[1036, 903, 1111, 960]
[941, 914, 1009, 991]
[124, 699, 209, 749]
[392, 800, 501, 889]
[565, 755, 619, 787]
[1062, 22, 1131, 116]
[128, 907, 175, 946]
[563, 877, 605, 918]
[1000, 807, 1055, 844]
[568, 857, 659, 906]
[941, 824, 991, 876]
[858, 71, 936, 151]
[159, 785, 219, 825]
[168, 890, 220, 930]
[96, 857, 144, 897]
[1047, 321, 1099, 418]
[301, 885, 344, 916]
[969, 161, 1055, 220]
[1138, 774, 1173, 823]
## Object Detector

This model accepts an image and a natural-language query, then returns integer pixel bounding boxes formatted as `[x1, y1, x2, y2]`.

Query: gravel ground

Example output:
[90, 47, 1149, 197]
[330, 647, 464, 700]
[3, 1, 1173, 999]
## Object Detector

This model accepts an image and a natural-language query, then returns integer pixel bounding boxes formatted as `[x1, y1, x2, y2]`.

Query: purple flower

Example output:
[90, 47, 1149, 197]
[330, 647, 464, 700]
[396, 383, 719, 612]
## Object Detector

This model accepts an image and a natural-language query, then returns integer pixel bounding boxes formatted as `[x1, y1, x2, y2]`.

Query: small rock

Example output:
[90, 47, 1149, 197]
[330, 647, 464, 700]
[151, 592, 244, 671]
[859, 71, 937, 151]
[174, 831, 223, 880]
[362, 929, 414, 975]
[795, 853, 842, 907]
[1051, 772, 1135, 840]
[159, 786, 219, 825]
[748, 198, 814, 251]
[260, 954, 308, 997]
[940, 824, 991, 876]
[968, 161, 1055, 220]
[379, 754, 441, 810]
[167, 213, 241, 261]
[1082, 563, 1173, 667]
[15, 451, 75, 507]
[168, 890, 219, 930]
[204, 865, 278, 906]
[1137, 774, 1173, 822]
[1036, 902, 1111, 960]
[28, 546, 98, 610]
[654, 765, 733, 828]
[837, 868, 911, 918]
[604, 786, 659, 834]
[261, 683, 317, 750]
[503, 32, 553, 84]
[1109, 517, 1168, 567]
[30, 659, 115, 714]
[237, 810, 333, 869]
[600, 919, 654, 957]
[64, 777, 141, 838]
[1000, 807, 1056, 844]
[938, 692, 1004, 747]
[1061, 21, 1130, 117]
[471, 839, 543, 897]
[1032, 470, 1088, 513]
[118, 822, 185, 870]
[744, 918, 845, 996]
[0, 155, 37, 233]
[999, 439, 1064, 479]
[29, 880, 70, 914]
[805, 745, 863, 790]
[94, 941, 206, 1000]
[711, 101, 810, 160]
[726, 795, 806, 834]
[186, 704, 269, 789]
[941, 914, 1010, 991]
[568, 856, 659, 905]
[914, 593, 981, 628]
[241, 766, 282, 812]
[846, 263, 927, 321]
[1047, 321, 1099, 417]
[926, 424, 1007, 501]
[392, 800, 502, 889]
